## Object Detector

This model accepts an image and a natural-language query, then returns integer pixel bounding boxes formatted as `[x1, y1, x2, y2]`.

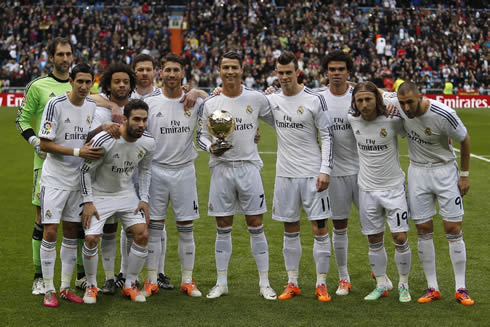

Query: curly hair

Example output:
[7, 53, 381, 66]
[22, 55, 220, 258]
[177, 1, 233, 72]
[100, 63, 136, 97]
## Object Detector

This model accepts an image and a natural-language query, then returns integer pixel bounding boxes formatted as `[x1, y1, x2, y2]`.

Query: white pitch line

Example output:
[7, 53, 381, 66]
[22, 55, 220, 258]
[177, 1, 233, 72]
[454, 148, 490, 163]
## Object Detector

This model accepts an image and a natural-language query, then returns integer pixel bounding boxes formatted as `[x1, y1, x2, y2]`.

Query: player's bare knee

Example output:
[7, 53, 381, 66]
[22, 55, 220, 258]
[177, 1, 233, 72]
[284, 221, 300, 233]
[246, 214, 263, 227]
[176, 220, 193, 226]
[312, 219, 328, 236]
[133, 226, 149, 246]
[84, 235, 99, 249]
[443, 220, 462, 235]
[332, 218, 348, 230]
[43, 225, 58, 242]
[216, 216, 233, 228]
[415, 220, 433, 235]
[367, 232, 384, 244]
[392, 232, 407, 245]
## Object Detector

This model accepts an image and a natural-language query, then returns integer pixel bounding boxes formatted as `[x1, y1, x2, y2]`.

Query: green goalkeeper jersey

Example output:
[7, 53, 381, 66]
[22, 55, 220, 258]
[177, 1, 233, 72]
[15, 73, 72, 170]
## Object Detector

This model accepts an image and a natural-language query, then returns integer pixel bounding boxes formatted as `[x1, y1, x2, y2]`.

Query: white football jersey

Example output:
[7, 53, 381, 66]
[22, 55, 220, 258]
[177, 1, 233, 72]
[383, 93, 468, 163]
[39, 94, 96, 190]
[130, 86, 158, 100]
[144, 90, 201, 165]
[80, 131, 155, 202]
[348, 113, 406, 191]
[196, 86, 273, 168]
[316, 86, 359, 176]
[267, 87, 333, 177]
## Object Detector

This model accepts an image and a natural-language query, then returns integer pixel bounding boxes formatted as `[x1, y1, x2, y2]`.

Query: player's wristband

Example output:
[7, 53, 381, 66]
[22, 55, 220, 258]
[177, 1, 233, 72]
[73, 148, 80, 157]
[460, 171, 469, 177]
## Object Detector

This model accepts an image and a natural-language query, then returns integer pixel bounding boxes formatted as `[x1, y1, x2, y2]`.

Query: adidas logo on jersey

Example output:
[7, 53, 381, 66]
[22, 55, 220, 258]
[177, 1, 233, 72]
[355, 130, 360, 135]
[64, 118, 71, 123]
[156, 112, 163, 118]
[113, 153, 120, 159]
[49, 92, 56, 97]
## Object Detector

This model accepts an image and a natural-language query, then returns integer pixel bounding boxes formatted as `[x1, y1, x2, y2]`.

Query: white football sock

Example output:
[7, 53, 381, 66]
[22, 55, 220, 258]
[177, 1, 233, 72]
[82, 243, 98, 288]
[158, 224, 167, 275]
[147, 222, 164, 283]
[368, 240, 387, 287]
[125, 242, 148, 289]
[178, 224, 195, 284]
[283, 232, 301, 285]
[248, 225, 270, 287]
[333, 227, 350, 282]
[447, 233, 466, 290]
[313, 234, 331, 287]
[101, 232, 116, 281]
[41, 239, 57, 292]
[417, 233, 439, 290]
[215, 226, 232, 286]
[119, 228, 127, 275]
[60, 237, 77, 289]
[394, 240, 411, 286]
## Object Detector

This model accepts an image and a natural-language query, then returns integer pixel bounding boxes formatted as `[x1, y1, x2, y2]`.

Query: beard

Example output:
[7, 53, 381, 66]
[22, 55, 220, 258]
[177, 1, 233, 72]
[126, 126, 143, 139]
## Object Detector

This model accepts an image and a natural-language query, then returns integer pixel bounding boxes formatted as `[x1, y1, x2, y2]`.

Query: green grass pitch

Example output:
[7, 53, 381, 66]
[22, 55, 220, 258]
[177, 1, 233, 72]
[1, 107, 489, 326]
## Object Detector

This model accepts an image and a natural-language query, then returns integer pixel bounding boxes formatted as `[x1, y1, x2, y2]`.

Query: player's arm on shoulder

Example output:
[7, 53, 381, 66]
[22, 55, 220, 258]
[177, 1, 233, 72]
[458, 134, 470, 196]
[181, 88, 208, 110]
[87, 122, 120, 142]
[196, 102, 213, 152]
[16, 83, 39, 140]
[89, 94, 124, 124]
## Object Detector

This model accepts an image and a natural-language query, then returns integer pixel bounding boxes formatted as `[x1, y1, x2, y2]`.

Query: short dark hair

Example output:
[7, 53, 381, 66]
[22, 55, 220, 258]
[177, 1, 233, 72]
[132, 53, 155, 70]
[69, 63, 93, 80]
[277, 51, 298, 70]
[100, 63, 136, 96]
[124, 99, 149, 118]
[160, 53, 185, 69]
[47, 37, 74, 58]
[219, 51, 242, 68]
[351, 81, 385, 117]
[322, 50, 353, 72]
[398, 81, 419, 96]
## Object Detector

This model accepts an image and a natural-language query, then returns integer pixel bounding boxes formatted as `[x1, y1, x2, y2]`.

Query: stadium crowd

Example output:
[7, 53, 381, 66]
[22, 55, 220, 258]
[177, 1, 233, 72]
[0, 0, 488, 93]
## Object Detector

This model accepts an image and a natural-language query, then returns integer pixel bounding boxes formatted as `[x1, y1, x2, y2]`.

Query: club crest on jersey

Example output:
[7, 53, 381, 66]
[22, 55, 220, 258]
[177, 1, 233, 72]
[86, 115, 92, 124]
[380, 128, 387, 137]
[199, 119, 203, 126]
[45, 209, 52, 218]
[43, 122, 52, 131]
[64, 118, 71, 123]
[425, 128, 432, 136]
[246, 105, 253, 114]
[137, 150, 145, 160]
[297, 106, 304, 114]
[184, 110, 192, 118]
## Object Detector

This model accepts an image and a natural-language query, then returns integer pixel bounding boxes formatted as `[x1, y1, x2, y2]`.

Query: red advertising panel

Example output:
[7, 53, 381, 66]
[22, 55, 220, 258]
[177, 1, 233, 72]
[0, 93, 24, 107]
[424, 94, 489, 108]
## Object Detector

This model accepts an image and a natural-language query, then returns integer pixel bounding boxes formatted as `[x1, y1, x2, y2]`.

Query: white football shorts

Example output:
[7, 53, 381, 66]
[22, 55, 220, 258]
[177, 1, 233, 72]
[84, 194, 146, 235]
[272, 176, 331, 222]
[149, 163, 200, 221]
[40, 186, 82, 224]
[329, 174, 359, 220]
[208, 161, 267, 216]
[359, 184, 410, 235]
[408, 161, 464, 222]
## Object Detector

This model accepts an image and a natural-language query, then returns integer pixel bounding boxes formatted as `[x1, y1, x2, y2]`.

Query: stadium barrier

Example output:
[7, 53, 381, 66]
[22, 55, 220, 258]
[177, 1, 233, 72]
[1, 93, 489, 109]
